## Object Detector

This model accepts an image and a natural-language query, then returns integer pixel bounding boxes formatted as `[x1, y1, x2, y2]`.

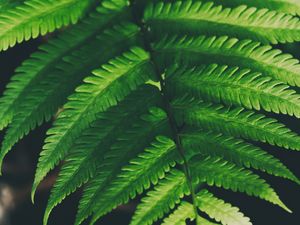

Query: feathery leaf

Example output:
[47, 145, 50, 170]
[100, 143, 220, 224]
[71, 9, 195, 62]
[0, 22, 140, 176]
[181, 129, 300, 184]
[144, 1, 300, 44]
[161, 201, 195, 225]
[43, 85, 162, 225]
[173, 98, 300, 151]
[211, 0, 300, 15]
[130, 169, 190, 225]
[190, 155, 290, 212]
[0, 0, 95, 51]
[167, 64, 300, 117]
[0, 0, 130, 131]
[89, 136, 179, 224]
[153, 35, 300, 87]
[31, 47, 155, 200]
[75, 107, 169, 225]
[196, 189, 251, 225]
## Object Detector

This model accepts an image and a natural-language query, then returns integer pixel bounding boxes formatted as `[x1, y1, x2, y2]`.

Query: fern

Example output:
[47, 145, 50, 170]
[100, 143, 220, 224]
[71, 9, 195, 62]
[0, 22, 140, 173]
[180, 129, 299, 183]
[31, 46, 155, 198]
[130, 169, 190, 225]
[162, 201, 220, 225]
[167, 64, 300, 117]
[162, 201, 196, 225]
[173, 97, 300, 151]
[0, 0, 97, 51]
[153, 35, 300, 87]
[43, 85, 162, 224]
[144, 1, 300, 44]
[210, 0, 300, 15]
[75, 106, 169, 225]
[0, 0, 299, 225]
[0, 0, 130, 131]
[195, 190, 251, 225]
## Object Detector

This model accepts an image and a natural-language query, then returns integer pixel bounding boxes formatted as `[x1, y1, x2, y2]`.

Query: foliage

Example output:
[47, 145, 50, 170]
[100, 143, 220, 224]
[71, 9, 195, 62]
[0, 0, 299, 224]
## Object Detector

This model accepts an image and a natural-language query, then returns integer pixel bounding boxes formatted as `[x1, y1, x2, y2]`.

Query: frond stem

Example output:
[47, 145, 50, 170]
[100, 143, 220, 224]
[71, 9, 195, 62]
[129, 2, 199, 222]
[130, 12, 199, 225]
[156, 73, 200, 225]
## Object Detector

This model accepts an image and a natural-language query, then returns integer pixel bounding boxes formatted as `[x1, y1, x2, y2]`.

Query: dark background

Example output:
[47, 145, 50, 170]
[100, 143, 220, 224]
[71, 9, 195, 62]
[0, 38, 299, 225]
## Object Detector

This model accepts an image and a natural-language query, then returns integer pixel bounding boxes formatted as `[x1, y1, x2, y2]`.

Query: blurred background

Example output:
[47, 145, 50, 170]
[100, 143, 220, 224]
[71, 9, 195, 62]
[0, 36, 299, 225]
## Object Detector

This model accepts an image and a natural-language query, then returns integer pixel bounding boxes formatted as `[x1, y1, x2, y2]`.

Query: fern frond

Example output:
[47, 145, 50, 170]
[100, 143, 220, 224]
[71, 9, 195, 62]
[130, 169, 189, 225]
[0, 0, 130, 131]
[0, 22, 140, 176]
[0, 0, 97, 51]
[0, 1, 299, 224]
[75, 107, 169, 225]
[161, 201, 195, 225]
[43, 85, 162, 225]
[173, 98, 300, 151]
[144, 1, 300, 44]
[211, 0, 300, 15]
[31, 47, 155, 200]
[196, 189, 251, 225]
[181, 129, 299, 184]
[89, 136, 179, 224]
[162, 201, 220, 225]
[153, 35, 300, 87]
[190, 155, 290, 212]
[167, 64, 300, 117]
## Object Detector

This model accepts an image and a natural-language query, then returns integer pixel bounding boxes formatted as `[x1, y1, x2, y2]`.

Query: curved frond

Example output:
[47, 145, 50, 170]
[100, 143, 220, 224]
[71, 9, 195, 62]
[144, 1, 300, 44]
[75, 107, 169, 225]
[190, 155, 290, 212]
[43, 85, 162, 225]
[173, 98, 300, 151]
[163, 201, 220, 225]
[31, 47, 155, 200]
[153, 35, 300, 87]
[162, 201, 195, 225]
[0, 0, 96, 51]
[130, 169, 190, 225]
[0, 1, 299, 225]
[181, 129, 299, 184]
[0, 0, 130, 131]
[211, 0, 300, 15]
[0, 22, 140, 176]
[167, 64, 300, 117]
[89, 136, 179, 224]
[196, 189, 251, 225]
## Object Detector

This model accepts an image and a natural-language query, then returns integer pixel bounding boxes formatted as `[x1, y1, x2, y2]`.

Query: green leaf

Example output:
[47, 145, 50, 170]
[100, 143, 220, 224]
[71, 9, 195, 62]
[89, 136, 179, 224]
[31, 47, 155, 201]
[153, 35, 300, 87]
[173, 98, 300, 151]
[0, 22, 140, 176]
[144, 1, 300, 44]
[181, 129, 300, 183]
[43, 85, 162, 225]
[167, 64, 300, 117]
[130, 169, 189, 225]
[162, 201, 221, 225]
[211, 0, 300, 15]
[161, 201, 195, 225]
[0, 0, 130, 131]
[75, 107, 169, 225]
[190, 155, 291, 212]
[0, 0, 96, 51]
[196, 189, 251, 225]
